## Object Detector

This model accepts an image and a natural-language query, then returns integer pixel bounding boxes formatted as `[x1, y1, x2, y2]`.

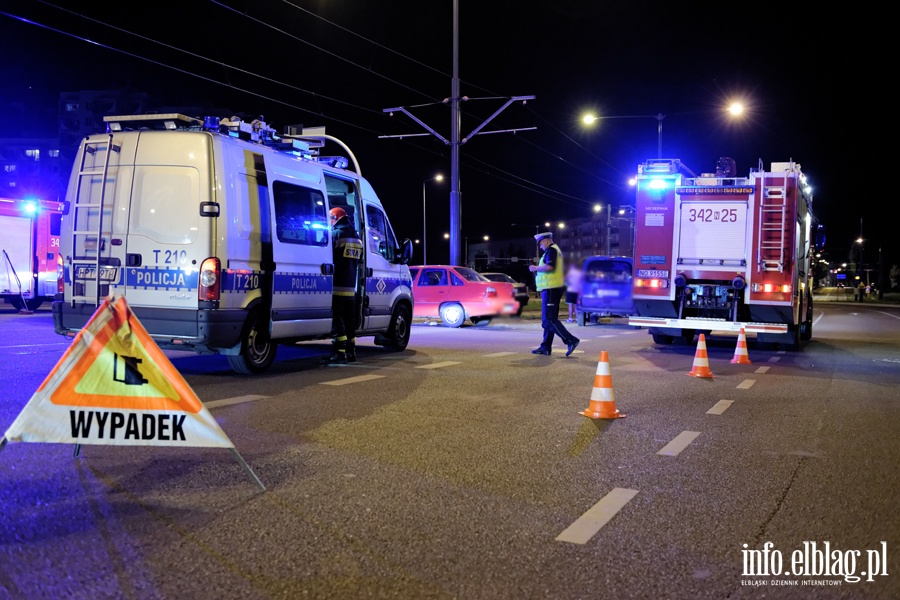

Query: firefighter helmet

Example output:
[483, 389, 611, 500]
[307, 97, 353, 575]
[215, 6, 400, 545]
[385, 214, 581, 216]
[329, 207, 347, 222]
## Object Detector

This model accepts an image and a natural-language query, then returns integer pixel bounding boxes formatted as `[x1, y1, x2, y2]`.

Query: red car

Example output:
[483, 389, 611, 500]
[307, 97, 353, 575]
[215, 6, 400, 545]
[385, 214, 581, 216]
[410, 265, 520, 327]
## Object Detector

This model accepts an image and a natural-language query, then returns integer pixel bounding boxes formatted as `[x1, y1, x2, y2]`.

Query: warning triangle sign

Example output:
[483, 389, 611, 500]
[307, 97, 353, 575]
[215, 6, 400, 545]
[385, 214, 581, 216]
[2, 296, 233, 448]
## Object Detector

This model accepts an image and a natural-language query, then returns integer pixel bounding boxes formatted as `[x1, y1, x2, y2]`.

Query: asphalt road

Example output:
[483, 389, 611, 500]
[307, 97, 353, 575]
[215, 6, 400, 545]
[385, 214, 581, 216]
[0, 301, 898, 599]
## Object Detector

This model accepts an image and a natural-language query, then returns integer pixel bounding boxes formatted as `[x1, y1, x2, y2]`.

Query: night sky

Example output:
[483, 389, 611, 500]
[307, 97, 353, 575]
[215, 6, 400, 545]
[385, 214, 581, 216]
[1, 1, 891, 277]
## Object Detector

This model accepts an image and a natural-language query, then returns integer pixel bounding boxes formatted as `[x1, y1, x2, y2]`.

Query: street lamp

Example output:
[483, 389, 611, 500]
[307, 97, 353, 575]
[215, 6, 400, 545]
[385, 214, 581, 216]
[582, 112, 665, 158]
[582, 103, 746, 159]
[422, 174, 444, 265]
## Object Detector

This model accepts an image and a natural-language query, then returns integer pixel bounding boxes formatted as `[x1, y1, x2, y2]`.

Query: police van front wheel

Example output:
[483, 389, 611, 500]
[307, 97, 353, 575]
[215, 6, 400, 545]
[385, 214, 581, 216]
[378, 304, 411, 351]
[227, 311, 277, 375]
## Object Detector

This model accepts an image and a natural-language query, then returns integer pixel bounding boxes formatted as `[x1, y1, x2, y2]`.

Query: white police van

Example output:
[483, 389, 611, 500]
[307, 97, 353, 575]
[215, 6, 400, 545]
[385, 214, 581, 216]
[53, 113, 414, 374]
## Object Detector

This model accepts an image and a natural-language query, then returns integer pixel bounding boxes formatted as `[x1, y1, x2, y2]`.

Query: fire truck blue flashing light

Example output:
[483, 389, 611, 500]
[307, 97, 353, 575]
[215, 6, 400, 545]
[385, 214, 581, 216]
[22, 201, 38, 215]
[647, 178, 669, 190]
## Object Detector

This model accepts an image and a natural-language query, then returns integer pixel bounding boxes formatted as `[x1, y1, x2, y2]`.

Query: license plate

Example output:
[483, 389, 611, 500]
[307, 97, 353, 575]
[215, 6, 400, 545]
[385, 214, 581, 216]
[74, 266, 118, 282]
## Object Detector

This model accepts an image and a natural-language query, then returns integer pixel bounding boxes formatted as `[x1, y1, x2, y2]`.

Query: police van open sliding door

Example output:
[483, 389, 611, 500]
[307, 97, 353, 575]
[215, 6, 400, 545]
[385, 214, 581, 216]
[323, 175, 366, 333]
[269, 179, 333, 339]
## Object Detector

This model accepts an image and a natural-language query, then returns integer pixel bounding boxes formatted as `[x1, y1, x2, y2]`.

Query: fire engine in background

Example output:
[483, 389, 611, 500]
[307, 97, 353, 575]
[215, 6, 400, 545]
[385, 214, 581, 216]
[628, 157, 820, 350]
[1, 197, 64, 312]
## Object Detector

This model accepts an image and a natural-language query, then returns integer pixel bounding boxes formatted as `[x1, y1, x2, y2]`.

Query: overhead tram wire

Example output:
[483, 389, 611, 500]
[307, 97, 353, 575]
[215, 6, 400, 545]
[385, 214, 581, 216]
[3, 5, 606, 209]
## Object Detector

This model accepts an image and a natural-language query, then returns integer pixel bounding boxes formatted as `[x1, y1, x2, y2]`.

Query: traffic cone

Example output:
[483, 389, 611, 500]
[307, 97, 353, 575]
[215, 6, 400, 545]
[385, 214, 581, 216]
[730, 328, 752, 364]
[580, 351, 626, 419]
[687, 334, 714, 378]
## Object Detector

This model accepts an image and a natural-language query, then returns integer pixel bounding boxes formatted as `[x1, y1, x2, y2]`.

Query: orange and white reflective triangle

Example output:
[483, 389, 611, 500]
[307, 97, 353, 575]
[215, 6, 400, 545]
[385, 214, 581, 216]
[3, 296, 233, 448]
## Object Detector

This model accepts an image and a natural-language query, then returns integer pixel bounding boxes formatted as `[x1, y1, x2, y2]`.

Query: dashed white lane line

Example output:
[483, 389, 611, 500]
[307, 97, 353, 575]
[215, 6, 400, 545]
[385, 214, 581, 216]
[707, 400, 734, 415]
[768, 356, 780, 363]
[754, 366, 770, 374]
[484, 352, 517, 357]
[657, 431, 701, 456]
[737, 379, 756, 389]
[415, 361, 462, 370]
[320, 374, 387, 386]
[205, 395, 267, 409]
[555, 488, 639, 545]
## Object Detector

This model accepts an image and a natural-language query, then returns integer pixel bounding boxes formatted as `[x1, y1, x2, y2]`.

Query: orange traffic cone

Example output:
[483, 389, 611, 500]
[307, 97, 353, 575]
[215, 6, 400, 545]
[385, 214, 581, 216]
[730, 328, 752, 364]
[580, 351, 626, 419]
[687, 333, 714, 378]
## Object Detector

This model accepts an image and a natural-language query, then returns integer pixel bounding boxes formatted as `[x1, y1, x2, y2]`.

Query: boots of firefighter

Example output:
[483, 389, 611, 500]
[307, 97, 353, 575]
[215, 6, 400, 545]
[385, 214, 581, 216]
[346, 339, 357, 363]
[324, 339, 348, 365]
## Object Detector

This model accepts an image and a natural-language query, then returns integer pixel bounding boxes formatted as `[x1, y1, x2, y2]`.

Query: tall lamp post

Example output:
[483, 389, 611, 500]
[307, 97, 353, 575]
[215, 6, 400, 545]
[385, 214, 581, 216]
[422, 174, 444, 264]
[582, 113, 665, 158]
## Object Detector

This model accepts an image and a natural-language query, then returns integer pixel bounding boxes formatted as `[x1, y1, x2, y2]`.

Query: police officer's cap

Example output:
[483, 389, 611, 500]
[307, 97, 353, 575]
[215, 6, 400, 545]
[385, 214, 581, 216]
[534, 231, 553, 243]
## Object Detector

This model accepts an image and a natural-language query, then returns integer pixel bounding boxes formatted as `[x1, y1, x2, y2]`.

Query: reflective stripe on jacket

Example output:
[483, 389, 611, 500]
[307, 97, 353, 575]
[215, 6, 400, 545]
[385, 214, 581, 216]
[333, 221, 363, 296]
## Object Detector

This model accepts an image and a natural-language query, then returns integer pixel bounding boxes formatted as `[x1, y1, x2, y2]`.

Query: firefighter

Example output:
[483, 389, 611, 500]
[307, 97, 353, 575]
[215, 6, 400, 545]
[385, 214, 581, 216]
[324, 207, 363, 365]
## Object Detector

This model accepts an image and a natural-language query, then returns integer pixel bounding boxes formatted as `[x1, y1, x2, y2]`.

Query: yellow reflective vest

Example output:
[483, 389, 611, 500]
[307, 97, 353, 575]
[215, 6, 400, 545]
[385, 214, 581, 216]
[535, 243, 565, 291]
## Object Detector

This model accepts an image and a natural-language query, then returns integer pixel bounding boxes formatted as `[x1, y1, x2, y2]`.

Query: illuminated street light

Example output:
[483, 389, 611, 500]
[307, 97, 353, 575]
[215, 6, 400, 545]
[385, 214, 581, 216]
[582, 111, 665, 158]
[422, 174, 444, 264]
[581, 102, 746, 159]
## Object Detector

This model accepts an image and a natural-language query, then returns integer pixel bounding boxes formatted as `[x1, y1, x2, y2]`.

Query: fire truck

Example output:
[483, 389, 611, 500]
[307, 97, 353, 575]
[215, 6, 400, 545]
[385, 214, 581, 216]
[0, 197, 65, 312]
[627, 157, 819, 349]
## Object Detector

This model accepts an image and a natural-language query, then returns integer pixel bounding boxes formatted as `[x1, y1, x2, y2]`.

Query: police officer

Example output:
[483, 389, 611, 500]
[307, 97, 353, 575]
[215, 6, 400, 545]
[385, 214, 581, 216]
[529, 231, 580, 356]
[325, 207, 363, 365]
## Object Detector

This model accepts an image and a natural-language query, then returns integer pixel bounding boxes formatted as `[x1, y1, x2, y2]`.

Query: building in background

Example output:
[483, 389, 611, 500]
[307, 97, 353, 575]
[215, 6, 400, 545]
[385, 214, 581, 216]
[466, 210, 635, 290]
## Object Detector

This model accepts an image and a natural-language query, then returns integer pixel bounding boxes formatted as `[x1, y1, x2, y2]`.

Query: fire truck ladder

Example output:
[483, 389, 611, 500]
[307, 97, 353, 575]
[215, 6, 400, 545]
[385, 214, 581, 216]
[70, 135, 119, 306]
[757, 181, 787, 272]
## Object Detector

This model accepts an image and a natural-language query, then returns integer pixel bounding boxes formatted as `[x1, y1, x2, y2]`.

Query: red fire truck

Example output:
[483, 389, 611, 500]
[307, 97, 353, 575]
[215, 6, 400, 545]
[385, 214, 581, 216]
[628, 157, 819, 349]
[0, 197, 65, 312]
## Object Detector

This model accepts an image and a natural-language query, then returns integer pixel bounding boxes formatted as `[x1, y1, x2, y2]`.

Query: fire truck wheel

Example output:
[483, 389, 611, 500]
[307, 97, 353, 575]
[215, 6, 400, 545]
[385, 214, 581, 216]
[800, 297, 813, 341]
[10, 298, 43, 312]
[784, 325, 801, 351]
[676, 332, 696, 346]
[227, 310, 277, 374]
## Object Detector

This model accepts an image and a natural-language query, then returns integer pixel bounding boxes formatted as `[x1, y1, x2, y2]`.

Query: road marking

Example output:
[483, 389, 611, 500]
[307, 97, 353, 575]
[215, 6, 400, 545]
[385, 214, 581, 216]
[205, 395, 267, 409]
[484, 352, 516, 357]
[706, 400, 734, 415]
[596, 334, 618, 338]
[657, 431, 700, 456]
[768, 356, 780, 363]
[878, 311, 900, 320]
[415, 361, 462, 370]
[320, 374, 387, 386]
[754, 366, 770, 374]
[555, 488, 639, 545]
[737, 379, 756, 389]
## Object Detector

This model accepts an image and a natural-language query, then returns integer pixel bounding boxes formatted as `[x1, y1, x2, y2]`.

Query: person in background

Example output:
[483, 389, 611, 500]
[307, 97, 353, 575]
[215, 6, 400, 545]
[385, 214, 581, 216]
[324, 207, 363, 365]
[528, 232, 580, 357]
[565, 262, 583, 323]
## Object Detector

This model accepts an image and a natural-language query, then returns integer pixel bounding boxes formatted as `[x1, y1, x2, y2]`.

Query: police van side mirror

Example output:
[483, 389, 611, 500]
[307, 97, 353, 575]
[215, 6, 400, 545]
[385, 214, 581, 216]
[398, 238, 414, 265]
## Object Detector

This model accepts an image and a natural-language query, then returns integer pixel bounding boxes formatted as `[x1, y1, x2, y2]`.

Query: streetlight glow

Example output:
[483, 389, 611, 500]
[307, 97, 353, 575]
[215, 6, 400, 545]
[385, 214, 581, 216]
[422, 174, 445, 265]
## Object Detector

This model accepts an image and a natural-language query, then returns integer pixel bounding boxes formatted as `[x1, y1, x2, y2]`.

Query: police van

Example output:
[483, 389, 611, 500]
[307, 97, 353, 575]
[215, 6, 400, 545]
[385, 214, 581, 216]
[53, 112, 414, 374]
